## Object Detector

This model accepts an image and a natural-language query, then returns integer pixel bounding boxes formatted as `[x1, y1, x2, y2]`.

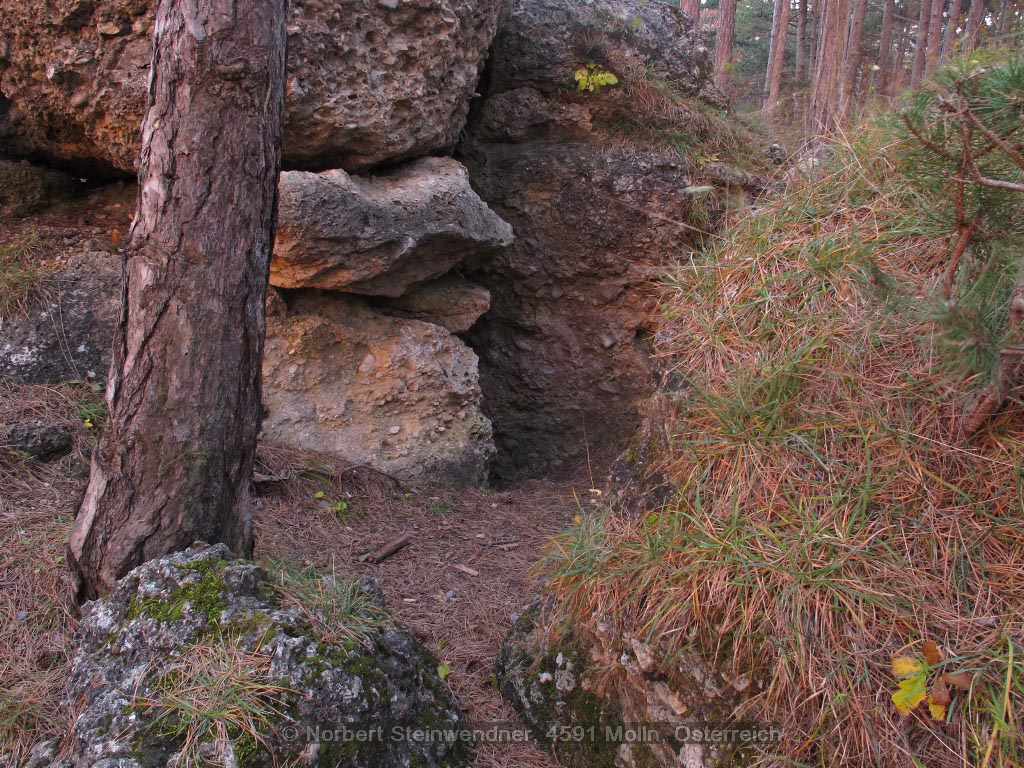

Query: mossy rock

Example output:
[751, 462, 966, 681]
[51, 544, 470, 768]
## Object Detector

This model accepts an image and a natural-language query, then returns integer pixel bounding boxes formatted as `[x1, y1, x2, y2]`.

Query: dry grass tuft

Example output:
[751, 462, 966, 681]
[544, 117, 1024, 766]
[0, 382, 99, 764]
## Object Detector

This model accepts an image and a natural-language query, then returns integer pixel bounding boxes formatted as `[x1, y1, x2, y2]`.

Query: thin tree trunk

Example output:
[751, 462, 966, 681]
[796, 0, 809, 81]
[926, 0, 946, 71]
[811, 0, 853, 132]
[69, 0, 288, 601]
[877, 0, 897, 93]
[715, 0, 739, 87]
[912, 0, 933, 85]
[764, 0, 793, 116]
[844, 0, 870, 114]
[964, 0, 987, 48]
[942, 0, 965, 57]
[682, 0, 701, 21]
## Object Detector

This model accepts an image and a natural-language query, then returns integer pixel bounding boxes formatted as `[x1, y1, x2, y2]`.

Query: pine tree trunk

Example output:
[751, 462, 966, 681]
[682, 0, 701, 22]
[811, 0, 853, 132]
[715, 0, 739, 87]
[964, 0, 987, 48]
[912, 0, 933, 85]
[764, 0, 793, 116]
[843, 0, 869, 115]
[942, 0, 965, 57]
[876, 0, 896, 94]
[926, 0, 946, 71]
[796, 0, 808, 81]
[69, 0, 288, 601]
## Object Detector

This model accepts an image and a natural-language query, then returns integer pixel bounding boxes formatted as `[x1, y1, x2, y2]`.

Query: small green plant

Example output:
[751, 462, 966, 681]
[132, 641, 291, 767]
[574, 61, 619, 92]
[267, 560, 385, 646]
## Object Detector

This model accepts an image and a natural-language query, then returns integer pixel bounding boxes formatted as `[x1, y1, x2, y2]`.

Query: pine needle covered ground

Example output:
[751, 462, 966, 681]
[544, 55, 1024, 767]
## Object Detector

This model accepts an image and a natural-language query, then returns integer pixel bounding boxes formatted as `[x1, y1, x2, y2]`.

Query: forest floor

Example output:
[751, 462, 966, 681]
[0, 186, 583, 768]
[0, 379, 584, 768]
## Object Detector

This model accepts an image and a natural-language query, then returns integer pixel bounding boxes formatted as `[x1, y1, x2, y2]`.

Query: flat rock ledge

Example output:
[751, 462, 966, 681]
[31, 544, 469, 768]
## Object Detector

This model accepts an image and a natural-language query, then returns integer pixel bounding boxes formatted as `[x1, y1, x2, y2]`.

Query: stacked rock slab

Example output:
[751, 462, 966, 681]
[0, 0, 504, 175]
[458, 0, 716, 479]
[264, 157, 512, 486]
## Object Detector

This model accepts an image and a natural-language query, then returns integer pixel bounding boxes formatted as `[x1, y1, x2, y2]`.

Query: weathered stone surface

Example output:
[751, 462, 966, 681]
[262, 291, 494, 487]
[272, 158, 513, 297]
[48, 544, 468, 768]
[374, 274, 491, 334]
[0, 251, 119, 385]
[497, 604, 745, 768]
[460, 141, 704, 480]
[0, 160, 78, 217]
[457, 0, 729, 480]
[0, 0, 503, 175]
[4, 422, 73, 461]
[486, 0, 710, 99]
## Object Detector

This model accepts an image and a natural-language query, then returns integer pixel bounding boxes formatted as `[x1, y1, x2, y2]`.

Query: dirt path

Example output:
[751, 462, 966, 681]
[255, 451, 586, 768]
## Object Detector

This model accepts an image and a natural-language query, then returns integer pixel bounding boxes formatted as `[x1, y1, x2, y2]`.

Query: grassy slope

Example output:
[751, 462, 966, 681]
[545, 58, 1024, 767]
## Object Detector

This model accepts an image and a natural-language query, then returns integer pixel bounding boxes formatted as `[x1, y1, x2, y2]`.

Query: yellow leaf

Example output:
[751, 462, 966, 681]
[891, 655, 927, 715]
[892, 655, 923, 677]
[928, 698, 947, 720]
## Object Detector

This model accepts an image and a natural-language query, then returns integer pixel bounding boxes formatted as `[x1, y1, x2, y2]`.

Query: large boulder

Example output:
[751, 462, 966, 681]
[272, 158, 512, 297]
[457, 0, 739, 480]
[262, 291, 495, 487]
[374, 274, 491, 335]
[44, 544, 468, 768]
[0, 0, 503, 175]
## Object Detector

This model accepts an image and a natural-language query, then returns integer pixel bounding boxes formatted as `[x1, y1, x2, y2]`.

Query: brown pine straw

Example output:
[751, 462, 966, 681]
[543, 125, 1024, 767]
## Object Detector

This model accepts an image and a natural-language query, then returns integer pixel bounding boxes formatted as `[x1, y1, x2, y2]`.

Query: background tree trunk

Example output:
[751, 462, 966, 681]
[764, 0, 793, 116]
[877, 0, 897, 94]
[715, 0, 739, 87]
[796, 0, 809, 81]
[69, 0, 288, 601]
[942, 0, 965, 57]
[926, 0, 946, 71]
[811, 0, 853, 131]
[964, 0, 988, 48]
[843, 0, 870, 114]
[912, 0, 933, 84]
[682, 0, 701, 22]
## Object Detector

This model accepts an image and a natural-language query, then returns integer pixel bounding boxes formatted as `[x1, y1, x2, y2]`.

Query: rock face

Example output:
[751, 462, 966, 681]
[262, 292, 495, 487]
[0, 251, 119, 385]
[459, 0, 717, 479]
[47, 544, 468, 768]
[375, 274, 491, 335]
[0, 0, 503, 175]
[272, 158, 512, 296]
[497, 605, 749, 768]
[0, 159, 78, 217]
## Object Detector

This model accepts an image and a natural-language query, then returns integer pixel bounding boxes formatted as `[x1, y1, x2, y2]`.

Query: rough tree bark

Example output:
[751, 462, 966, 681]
[681, 0, 701, 22]
[764, 0, 792, 116]
[912, 0, 934, 85]
[876, 0, 896, 94]
[715, 0, 739, 88]
[964, 0, 988, 48]
[796, 0, 808, 81]
[811, 0, 853, 132]
[69, 0, 288, 601]
[843, 0, 869, 115]
[926, 0, 946, 72]
[942, 0, 965, 57]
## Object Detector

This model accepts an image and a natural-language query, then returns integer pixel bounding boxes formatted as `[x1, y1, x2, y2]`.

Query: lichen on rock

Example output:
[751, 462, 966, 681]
[43, 544, 468, 768]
